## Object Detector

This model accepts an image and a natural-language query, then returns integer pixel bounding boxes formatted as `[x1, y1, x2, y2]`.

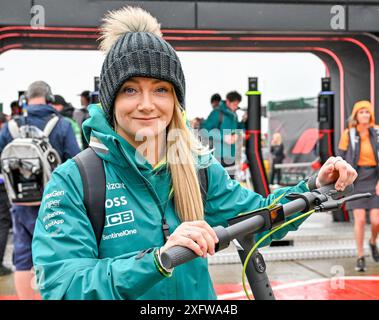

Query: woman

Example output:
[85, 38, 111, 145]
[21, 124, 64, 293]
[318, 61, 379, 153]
[338, 100, 379, 272]
[32, 6, 356, 300]
[270, 132, 285, 185]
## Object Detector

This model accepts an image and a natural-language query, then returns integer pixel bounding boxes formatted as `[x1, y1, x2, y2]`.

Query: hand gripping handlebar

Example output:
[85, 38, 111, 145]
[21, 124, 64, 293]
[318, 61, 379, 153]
[160, 183, 370, 269]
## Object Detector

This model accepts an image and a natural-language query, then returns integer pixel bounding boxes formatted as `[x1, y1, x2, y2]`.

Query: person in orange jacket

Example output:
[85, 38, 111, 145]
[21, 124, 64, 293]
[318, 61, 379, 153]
[338, 100, 379, 271]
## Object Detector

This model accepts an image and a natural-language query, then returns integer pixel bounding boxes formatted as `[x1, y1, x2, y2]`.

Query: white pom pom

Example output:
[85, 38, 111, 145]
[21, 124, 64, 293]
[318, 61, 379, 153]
[99, 6, 162, 52]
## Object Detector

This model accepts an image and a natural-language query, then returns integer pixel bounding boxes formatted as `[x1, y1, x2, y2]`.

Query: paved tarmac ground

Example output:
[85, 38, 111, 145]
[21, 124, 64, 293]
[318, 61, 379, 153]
[209, 257, 379, 285]
[2, 253, 378, 300]
[207, 210, 379, 300]
[209, 257, 379, 300]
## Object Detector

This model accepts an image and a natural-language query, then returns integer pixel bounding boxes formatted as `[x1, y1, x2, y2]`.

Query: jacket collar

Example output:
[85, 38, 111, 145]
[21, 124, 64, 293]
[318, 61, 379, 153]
[26, 104, 58, 116]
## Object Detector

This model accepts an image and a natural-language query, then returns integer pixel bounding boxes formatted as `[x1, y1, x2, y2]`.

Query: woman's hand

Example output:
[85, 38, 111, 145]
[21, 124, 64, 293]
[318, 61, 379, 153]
[224, 134, 237, 145]
[160, 220, 219, 258]
[376, 181, 379, 196]
[316, 156, 357, 191]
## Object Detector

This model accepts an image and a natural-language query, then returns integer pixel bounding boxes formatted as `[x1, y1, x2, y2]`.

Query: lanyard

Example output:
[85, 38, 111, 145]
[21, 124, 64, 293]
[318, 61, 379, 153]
[161, 217, 170, 243]
[161, 191, 173, 243]
[117, 141, 172, 243]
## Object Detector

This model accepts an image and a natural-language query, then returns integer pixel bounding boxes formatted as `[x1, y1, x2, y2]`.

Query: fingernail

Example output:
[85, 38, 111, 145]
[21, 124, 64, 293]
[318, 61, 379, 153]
[215, 237, 219, 243]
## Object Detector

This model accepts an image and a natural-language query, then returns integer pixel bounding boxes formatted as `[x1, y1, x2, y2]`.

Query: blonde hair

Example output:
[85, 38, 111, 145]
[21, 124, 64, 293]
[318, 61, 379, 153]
[272, 132, 282, 145]
[348, 115, 358, 128]
[348, 100, 375, 128]
[167, 95, 210, 222]
[348, 110, 372, 128]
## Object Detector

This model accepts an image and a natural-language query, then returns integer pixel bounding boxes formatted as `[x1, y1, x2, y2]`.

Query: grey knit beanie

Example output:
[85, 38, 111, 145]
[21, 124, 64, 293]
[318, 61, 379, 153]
[98, 6, 185, 125]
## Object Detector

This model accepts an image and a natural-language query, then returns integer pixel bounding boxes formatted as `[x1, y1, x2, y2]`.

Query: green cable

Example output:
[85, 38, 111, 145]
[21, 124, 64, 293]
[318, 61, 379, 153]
[241, 208, 316, 300]
[237, 192, 286, 217]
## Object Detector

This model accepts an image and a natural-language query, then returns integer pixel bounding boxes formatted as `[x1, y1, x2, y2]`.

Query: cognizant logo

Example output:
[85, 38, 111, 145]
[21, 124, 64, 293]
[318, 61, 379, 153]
[104, 210, 134, 228]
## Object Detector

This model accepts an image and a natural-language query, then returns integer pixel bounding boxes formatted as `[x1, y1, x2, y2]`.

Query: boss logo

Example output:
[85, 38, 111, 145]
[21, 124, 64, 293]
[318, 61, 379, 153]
[105, 196, 127, 209]
[104, 210, 134, 228]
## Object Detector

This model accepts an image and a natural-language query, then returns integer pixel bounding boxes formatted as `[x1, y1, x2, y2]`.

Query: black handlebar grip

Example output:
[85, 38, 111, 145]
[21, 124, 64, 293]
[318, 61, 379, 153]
[160, 226, 231, 269]
[160, 246, 199, 270]
[315, 183, 354, 199]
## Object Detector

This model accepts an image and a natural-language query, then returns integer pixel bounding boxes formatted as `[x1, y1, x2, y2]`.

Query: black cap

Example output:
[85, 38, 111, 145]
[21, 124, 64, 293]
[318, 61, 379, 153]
[53, 94, 68, 107]
[80, 90, 91, 99]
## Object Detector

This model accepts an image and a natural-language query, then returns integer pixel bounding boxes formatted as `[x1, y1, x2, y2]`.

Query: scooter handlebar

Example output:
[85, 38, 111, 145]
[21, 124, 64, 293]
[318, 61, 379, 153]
[314, 183, 354, 199]
[160, 246, 199, 270]
[160, 184, 355, 270]
[160, 226, 232, 270]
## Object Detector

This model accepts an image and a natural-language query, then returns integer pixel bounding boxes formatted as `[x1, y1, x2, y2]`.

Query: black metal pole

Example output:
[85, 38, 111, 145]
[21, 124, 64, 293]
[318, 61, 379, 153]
[234, 235, 275, 300]
[318, 77, 335, 164]
[245, 77, 270, 196]
[317, 78, 348, 222]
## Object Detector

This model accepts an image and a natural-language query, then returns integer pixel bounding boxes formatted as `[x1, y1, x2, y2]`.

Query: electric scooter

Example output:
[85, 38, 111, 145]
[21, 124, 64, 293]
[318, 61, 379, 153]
[161, 184, 371, 300]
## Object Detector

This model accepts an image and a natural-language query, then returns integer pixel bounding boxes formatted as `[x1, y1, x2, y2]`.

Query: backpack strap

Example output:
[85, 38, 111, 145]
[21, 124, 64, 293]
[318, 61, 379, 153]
[349, 127, 357, 152]
[8, 119, 20, 139]
[217, 110, 224, 129]
[73, 147, 106, 249]
[43, 115, 60, 137]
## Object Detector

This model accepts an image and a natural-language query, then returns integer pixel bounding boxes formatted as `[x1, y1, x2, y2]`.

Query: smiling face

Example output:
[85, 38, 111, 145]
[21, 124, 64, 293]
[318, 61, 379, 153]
[356, 107, 371, 125]
[114, 77, 175, 147]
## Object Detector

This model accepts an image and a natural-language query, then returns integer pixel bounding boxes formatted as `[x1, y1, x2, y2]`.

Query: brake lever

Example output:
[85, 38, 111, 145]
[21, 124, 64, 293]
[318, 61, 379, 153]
[315, 193, 372, 211]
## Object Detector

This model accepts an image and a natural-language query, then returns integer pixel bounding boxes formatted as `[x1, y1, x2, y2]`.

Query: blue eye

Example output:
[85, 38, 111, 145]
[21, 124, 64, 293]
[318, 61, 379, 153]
[156, 87, 169, 93]
[122, 87, 137, 94]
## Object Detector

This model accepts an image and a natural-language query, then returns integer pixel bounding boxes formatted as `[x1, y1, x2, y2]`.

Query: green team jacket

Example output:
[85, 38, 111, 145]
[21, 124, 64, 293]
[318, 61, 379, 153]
[32, 104, 310, 300]
[200, 101, 245, 163]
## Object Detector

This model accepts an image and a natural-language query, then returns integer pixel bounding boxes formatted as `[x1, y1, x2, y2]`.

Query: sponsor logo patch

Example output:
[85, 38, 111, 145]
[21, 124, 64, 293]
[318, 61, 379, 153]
[104, 210, 134, 228]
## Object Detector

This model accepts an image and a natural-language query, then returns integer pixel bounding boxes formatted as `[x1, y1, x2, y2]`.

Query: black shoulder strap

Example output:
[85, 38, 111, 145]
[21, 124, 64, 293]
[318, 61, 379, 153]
[217, 110, 224, 129]
[372, 127, 379, 166]
[73, 148, 105, 249]
[198, 167, 208, 203]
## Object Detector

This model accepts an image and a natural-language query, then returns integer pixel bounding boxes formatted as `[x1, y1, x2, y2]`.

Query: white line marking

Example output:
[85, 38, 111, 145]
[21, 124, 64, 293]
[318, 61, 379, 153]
[217, 276, 379, 300]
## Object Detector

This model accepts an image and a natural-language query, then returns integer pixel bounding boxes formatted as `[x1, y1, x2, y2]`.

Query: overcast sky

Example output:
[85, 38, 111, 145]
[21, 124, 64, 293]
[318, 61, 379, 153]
[0, 50, 325, 122]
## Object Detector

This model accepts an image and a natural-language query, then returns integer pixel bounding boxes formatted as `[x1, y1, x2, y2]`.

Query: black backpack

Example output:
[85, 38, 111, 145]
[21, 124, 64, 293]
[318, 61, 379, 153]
[73, 148, 208, 247]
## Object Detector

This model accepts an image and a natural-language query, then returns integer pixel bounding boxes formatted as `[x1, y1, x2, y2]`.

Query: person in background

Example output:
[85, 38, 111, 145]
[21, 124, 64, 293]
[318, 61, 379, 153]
[0, 113, 7, 126]
[210, 93, 221, 109]
[270, 132, 285, 185]
[0, 112, 12, 276]
[10, 100, 22, 117]
[53, 95, 83, 149]
[73, 90, 91, 149]
[190, 117, 202, 130]
[192, 94, 222, 131]
[0, 81, 80, 299]
[200, 91, 245, 179]
[338, 100, 379, 272]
